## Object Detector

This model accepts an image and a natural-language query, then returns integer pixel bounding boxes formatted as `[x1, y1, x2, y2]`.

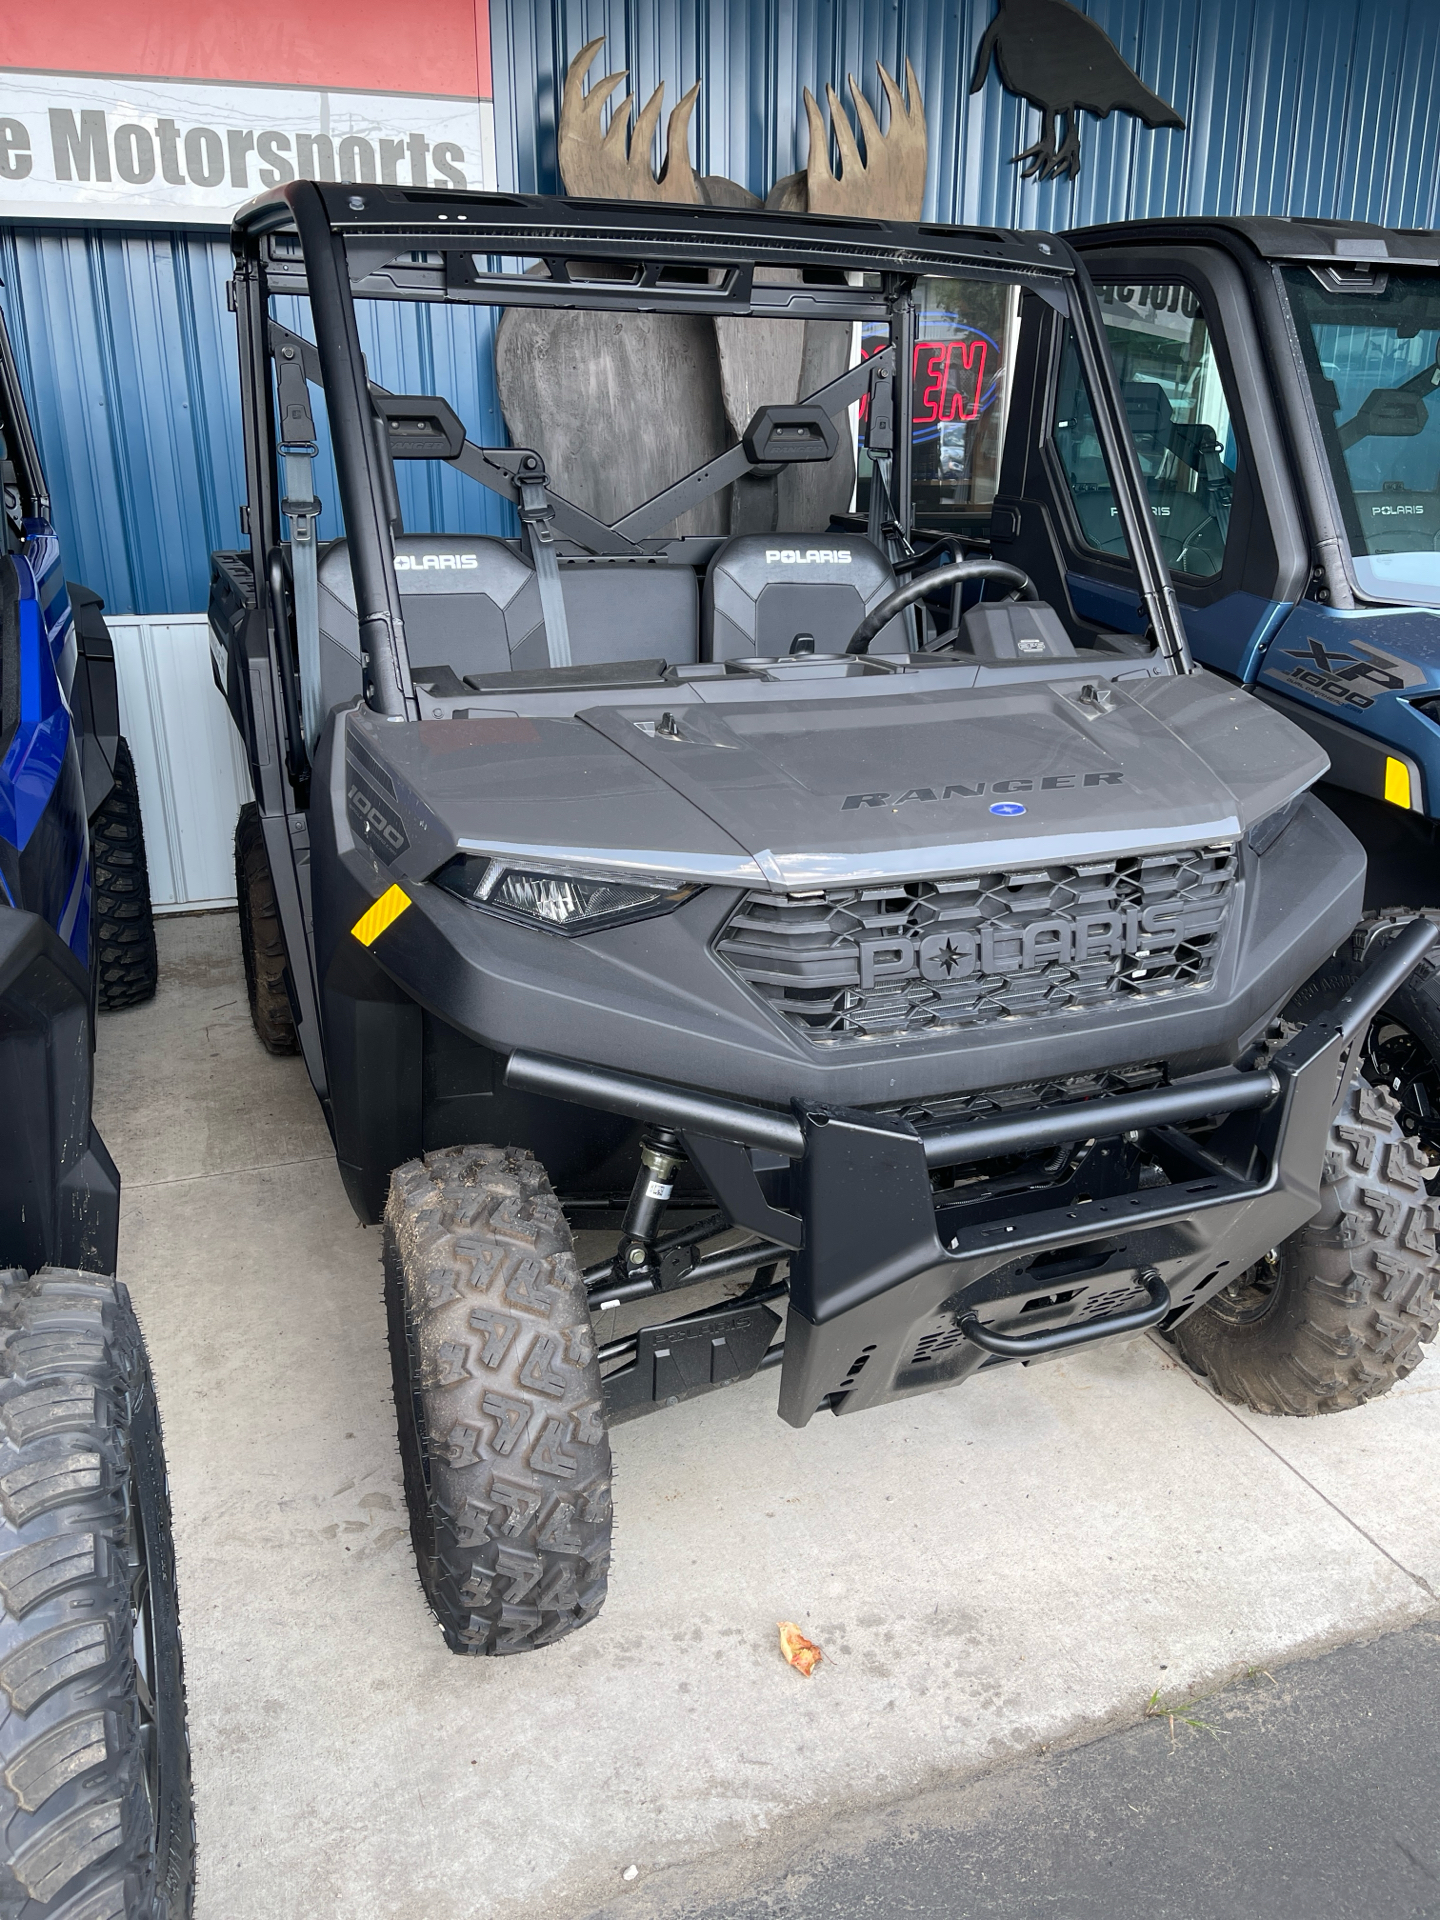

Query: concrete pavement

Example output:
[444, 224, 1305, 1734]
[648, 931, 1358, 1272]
[93, 913, 1439, 1920]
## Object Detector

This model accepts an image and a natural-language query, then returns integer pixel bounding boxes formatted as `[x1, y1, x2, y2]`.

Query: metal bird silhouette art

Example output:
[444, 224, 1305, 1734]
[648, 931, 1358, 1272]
[970, 0, 1185, 181]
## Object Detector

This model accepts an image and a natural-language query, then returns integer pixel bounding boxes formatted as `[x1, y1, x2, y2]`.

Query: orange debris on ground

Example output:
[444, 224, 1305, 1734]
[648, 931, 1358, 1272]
[778, 1621, 823, 1677]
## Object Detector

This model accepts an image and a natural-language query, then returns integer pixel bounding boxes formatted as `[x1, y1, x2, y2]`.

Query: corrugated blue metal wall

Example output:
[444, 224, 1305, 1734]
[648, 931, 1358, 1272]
[493, 0, 1440, 231]
[0, 226, 243, 617]
[5, 0, 1440, 616]
[0, 228, 514, 616]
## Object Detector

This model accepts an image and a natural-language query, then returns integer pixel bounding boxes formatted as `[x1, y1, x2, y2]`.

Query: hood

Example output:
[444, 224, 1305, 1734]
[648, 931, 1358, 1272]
[349, 668, 1326, 890]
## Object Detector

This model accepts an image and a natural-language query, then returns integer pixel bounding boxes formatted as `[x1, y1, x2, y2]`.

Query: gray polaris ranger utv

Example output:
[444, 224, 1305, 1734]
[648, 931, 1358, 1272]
[213, 181, 1439, 1656]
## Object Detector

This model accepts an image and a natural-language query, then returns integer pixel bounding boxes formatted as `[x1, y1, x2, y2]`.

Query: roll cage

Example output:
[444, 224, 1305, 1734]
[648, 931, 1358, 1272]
[227, 179, 1192, 735]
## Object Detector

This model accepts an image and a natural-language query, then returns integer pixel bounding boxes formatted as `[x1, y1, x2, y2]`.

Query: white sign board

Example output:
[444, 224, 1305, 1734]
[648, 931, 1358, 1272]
[0, 71, 496, 225]
[1094, 281, 1200, 344]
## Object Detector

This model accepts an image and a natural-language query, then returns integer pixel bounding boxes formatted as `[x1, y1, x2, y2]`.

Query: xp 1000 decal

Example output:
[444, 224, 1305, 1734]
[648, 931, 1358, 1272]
[1267, 632, 1428, 712]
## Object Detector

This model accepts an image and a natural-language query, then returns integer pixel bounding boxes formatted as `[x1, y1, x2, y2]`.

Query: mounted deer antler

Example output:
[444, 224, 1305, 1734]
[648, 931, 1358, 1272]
[523, 41, 928, 541]
[803, 60, 927, 220]
[557, 37, 702, 203]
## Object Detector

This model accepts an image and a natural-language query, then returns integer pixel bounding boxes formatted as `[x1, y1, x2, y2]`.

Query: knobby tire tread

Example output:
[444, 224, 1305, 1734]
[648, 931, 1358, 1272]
[92, 741, 157, 1015]
[234, 803, 298, 1056]
[1174, 1077, 1440, 1414]
[0, 1269, 194, 1917]
[384, 1146, 612, 1655]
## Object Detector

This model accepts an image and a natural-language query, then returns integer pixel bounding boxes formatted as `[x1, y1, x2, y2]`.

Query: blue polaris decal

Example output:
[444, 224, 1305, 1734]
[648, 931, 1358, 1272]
[989, 801, 1026, 816]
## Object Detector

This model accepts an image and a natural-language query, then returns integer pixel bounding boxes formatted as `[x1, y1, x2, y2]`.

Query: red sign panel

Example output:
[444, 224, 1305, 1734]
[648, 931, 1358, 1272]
[1, 0, 490, 101]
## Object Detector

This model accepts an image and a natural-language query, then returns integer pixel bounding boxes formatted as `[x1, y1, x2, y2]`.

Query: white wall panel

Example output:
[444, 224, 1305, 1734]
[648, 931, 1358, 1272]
[106, 613, 251, 912]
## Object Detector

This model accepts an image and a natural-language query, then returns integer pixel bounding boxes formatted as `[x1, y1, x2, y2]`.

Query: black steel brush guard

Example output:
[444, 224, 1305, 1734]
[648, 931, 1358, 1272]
[513, 918, 1438, 1427]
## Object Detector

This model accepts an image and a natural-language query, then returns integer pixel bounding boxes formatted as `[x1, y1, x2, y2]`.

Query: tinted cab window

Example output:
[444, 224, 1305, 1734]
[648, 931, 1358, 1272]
[1285, 267, 1440, 606]
[1058, 282, 1237, 580]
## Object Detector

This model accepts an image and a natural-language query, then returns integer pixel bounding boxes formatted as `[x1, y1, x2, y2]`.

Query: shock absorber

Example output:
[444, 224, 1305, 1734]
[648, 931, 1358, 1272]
[614, 1127, 686, 1288]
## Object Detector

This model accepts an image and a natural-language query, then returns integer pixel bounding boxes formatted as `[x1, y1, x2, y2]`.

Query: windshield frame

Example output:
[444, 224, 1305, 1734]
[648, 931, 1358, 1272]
[231, 181, 1187, 720]
[1284, 263, 1440, 611]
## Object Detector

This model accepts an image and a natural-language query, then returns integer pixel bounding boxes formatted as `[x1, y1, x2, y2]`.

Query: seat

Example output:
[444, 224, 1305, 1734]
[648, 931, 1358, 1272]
[318, 534, 535, 709]
[516, 560, 698, 674]
[316, 535, 698, 709]
[702, 535, 905, 660]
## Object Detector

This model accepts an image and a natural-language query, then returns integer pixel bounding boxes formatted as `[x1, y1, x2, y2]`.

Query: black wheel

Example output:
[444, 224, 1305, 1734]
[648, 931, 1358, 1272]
[234, 803, 298, 1056]
[0, 1268, 195, 1916]
[384, 1146, 612, 1655]
[1284, 911, 1440, 1160]
[1173, 1076, 1440, 1414]
[92, 739, 157, 1014]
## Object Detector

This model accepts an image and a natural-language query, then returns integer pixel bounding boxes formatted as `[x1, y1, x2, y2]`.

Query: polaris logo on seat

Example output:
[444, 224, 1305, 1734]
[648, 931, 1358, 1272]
[1372, 504, 1423, 516]
[764, 548, 852, 564]
[395, 552, 481, 571]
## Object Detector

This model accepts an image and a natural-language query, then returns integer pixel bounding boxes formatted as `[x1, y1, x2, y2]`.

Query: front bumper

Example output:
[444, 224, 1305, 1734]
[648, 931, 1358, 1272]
[509, 916, 1438, 1428]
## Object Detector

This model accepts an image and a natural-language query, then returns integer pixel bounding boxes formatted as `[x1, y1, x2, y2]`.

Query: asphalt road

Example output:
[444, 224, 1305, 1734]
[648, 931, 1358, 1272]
[597, 1617, 1440, 1920]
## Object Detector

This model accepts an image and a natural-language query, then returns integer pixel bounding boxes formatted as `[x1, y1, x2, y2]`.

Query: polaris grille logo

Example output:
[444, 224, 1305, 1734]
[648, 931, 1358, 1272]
[854, 903, 1217, 989]
[395, 552, 480, 571]
[764, 548, 851, 564]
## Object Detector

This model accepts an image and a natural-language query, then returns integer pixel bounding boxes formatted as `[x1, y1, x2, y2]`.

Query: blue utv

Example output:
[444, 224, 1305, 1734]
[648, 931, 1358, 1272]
[1067, 217, 1440, 1155]
[0, 299, 193, 1915]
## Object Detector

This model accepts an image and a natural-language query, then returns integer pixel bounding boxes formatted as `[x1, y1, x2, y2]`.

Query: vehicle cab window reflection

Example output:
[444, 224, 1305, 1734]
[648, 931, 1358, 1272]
[1063, 283, 1237, 580]
[1052, 324, 1121, 554]
[1284, 267, 1440, 606]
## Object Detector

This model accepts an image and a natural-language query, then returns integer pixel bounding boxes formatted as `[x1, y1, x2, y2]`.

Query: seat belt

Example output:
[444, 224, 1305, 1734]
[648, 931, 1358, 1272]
[863, 362, 898, 557]
[515, 454, 572, 669]
[866, 459, 895, 554]
[275, 349, 324, 746]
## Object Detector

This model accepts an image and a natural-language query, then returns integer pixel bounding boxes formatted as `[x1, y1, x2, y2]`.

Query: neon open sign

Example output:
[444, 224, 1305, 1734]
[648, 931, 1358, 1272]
[914, 337, 989, 425]
[861, 318, 1001, 444]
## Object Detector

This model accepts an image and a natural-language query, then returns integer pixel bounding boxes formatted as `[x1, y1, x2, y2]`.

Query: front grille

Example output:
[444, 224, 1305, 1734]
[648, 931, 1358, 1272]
[892, 1063, 1167, 1132]
[715, 845, 1237, 1047]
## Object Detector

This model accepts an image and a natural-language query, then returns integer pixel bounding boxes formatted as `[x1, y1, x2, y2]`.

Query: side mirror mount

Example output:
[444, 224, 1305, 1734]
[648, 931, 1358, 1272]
[374, 394, 469, 460]
[741, 404, 839, 467]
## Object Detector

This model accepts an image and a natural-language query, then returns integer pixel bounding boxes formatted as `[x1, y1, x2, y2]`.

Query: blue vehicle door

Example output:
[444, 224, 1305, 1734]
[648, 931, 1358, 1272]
[1071, 244, 1440, 834]
[1047, 245, 1310, 679]
[1256, 264, 1440, 824]
[0, 312, 88, 960]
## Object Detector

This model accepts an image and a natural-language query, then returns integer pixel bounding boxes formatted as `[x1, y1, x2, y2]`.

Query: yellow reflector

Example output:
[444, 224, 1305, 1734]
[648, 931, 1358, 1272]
[351, 883, 412, 947]
[1384, 757, 1413, 810]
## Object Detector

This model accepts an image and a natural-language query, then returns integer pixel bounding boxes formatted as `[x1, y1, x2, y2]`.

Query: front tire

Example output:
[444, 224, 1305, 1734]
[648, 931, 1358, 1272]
[92, 739, 157, 1014]
[1173, 1077, 1440, 1414]
[383, 1146, 612, 1655]
[0, 1269, 195, 1915]
[1285, 910, 1440, 1157]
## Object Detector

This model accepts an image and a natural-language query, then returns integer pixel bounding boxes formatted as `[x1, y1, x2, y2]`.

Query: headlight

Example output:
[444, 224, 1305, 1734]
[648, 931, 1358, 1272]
[431, 854, 700, 934]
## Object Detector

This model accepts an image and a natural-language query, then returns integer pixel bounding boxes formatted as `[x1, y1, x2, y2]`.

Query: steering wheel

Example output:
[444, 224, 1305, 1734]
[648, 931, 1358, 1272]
[845, 560, 1039, 655]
